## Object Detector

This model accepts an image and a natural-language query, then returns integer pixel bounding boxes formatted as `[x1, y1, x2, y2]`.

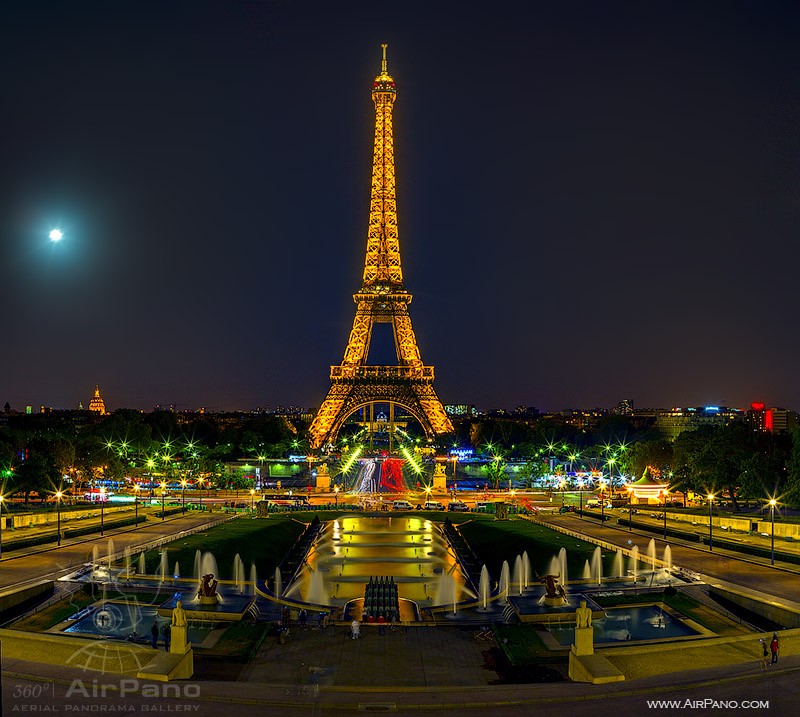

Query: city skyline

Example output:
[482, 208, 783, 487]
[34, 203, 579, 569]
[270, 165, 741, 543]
[2, 2, 798, 413]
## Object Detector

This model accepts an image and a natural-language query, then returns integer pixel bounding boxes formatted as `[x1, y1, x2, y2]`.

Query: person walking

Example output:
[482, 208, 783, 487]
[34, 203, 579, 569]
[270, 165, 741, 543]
[770, 633, 779, 664]
[759, 639, 769, 670]
[299, 608, 308, 630]
[163, 623, 171, 652]
[150, 621, 159, 649]
[350, 619, 360, 640]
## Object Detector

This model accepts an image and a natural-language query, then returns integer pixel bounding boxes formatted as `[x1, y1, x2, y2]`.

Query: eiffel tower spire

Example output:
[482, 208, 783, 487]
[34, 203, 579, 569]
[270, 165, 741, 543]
[308, 46, 453, 450]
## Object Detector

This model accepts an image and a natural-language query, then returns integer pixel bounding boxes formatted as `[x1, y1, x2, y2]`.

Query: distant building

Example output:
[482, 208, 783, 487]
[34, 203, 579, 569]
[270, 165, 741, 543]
[444, 404, 477, 417]
[613, 399, 634, 416]
[747, 403, 798, 433]
[88, 385, 106, 415]
[654, 406, 740, 441]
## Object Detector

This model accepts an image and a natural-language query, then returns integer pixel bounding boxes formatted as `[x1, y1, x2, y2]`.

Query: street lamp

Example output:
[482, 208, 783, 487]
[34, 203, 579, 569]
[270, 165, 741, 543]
[451, 454, 458, 489]
[100, 486, 106, 537]
[0, 494, 4, 557]
[626, 485, 633, 531]
[181, 479, 187, 514]
[662, 490, 669, 540]
[133, 484, 140, 527]
[55, 491, 63, 545]
[334, 484, 339, 508]
[769, 498, 777, 566]
[197, 477, 205, 511]
[250, 488, 256, 512]
[599, 478, 607, 523]
[161, 482, 166, 521]
[707, 493, 714, 552]
[577, 479, 584, 518]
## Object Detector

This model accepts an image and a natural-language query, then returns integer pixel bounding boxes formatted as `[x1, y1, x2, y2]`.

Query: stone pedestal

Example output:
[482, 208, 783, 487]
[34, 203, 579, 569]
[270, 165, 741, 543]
[572, 626, 594, 656]
[315, 463, 331, 490]
[170, 625, 190, 655]
[432, 463, 447, 493]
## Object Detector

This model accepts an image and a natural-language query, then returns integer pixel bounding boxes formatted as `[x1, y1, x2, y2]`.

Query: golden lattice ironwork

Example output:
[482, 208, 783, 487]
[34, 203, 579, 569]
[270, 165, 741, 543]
[309, 45, 453, 450]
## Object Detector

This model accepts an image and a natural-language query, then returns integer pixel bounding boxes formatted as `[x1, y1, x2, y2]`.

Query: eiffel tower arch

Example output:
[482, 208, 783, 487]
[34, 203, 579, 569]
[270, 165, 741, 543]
[308, 46, 453, 451]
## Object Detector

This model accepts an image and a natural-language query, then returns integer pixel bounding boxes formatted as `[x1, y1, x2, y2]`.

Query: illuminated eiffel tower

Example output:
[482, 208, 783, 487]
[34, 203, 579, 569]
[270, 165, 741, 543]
[308, 45, 453, 450]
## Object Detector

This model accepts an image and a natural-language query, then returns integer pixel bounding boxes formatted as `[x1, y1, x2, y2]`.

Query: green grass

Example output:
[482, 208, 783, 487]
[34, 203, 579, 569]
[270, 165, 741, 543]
[492, 624, 554, 665]
[139, 514, 310, 580]
[457, 518, 616, 580]
[200, 620, 269, 661]
[13, 592, 96, 632]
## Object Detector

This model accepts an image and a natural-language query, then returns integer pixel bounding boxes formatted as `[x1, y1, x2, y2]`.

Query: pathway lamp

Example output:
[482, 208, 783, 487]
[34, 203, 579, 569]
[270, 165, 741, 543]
[599, 479, 607, 523]
[181, 479, 187, 514]
[577, 480, 584, 518]
[0, 494, 4, 557]
[250, 488, 256, 512]
[197, 477, 205, 511]
[769, 498, 777, 566]
[54, 490, 64, 545]
[627, 485, 633, 531]
[100, 487, 106, 537]
[662, 490, 669, 540]
[161, 482, 167, 521]
[707, 493, 714, 551]
[133, 484, 140, 527]
[334, 484, 339, 508]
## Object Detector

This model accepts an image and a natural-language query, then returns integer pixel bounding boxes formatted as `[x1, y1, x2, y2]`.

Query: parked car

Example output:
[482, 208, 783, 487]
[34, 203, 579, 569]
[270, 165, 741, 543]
[392, 500, 413, 511]
[475, 501, 493, 512]
[423, 501, 445, 511]
[447, 501, 469, 512]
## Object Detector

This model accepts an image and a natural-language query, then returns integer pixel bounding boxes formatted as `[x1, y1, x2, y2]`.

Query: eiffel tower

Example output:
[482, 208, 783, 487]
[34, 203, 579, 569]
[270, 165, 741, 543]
[308, 45, 453, 450]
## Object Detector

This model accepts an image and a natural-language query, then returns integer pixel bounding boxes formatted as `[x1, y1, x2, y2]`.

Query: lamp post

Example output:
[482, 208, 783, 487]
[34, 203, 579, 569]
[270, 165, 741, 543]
[577, 480, 584, 518]
[161, 482, 166, 521]
[334, 484, 339, 508]
[133, 484, 140, 527]
[707, 493, 714, 552]
[197, 477, 204, 511]
[628, 485, 635, 531]
[769, 498, 777, 566]
[181, 479, 187, 514]
[250, 488, 256, 512]
[662, 490, 668, 540]
[55, 491, 63, 545]
[100, 487, 106, 537]
[451, 455, 458, 489]
[0, 494, 4, 557]
[599, 478, 607, 523]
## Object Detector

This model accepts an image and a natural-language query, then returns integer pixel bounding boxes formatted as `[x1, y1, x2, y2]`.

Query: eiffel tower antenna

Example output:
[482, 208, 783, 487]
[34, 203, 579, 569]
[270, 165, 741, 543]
[308, 46, 453, 450]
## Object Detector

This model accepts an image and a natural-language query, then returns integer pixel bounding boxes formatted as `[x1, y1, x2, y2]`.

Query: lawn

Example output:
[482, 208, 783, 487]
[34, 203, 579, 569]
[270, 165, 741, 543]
[139, 514, 312, 580]
[457, 518, 618, 582]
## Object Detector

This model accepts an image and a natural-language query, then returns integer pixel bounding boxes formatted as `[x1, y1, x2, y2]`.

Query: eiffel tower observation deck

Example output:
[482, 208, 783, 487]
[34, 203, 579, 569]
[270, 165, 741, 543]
[308, 46, 453, 451]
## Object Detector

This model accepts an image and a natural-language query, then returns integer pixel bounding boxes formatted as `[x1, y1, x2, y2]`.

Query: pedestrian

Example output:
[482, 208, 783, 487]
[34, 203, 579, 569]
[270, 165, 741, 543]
[163, 623, 171, 652]
[350, 619, 360, 640]
[150, 621, 159, 649]
[299, 608, 308, 629]
[770, 633, 779, 664]
[759, 639, 769, 670]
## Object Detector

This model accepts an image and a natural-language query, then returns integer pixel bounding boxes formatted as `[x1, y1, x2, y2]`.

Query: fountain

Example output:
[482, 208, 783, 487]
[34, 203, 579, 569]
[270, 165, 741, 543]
[613, 549, 624, 578]
[513, 555, 524, 596]
[250, 563, 257, 596]
[647, 538, 657, 572]
[591, 546, 602, 585]
[173, 561, 180, 579]
[123, 546, 131, 579]
[107, 538, 116, 566]
[478, 565, 491, 610]
[499, 561, 510, 604]
[91, 545, 100, 577]
[193, 550, 202, 580]
[273, 567, 282, 599]
[233, 554, 245, 594]
[537, 574, 567, 606]
[557, 548, 567, 587]
[138, 552, 146, 576]
[663, 545, 672, 578]
[199, 552, 218, 580]
[159, 550, 169, 583]
[630, 545, 639, 583]
[582, 560, 591, 581]
[197, 573, 220, 605]
[306, 568, 327, 605]
[522, 551, 531, 589]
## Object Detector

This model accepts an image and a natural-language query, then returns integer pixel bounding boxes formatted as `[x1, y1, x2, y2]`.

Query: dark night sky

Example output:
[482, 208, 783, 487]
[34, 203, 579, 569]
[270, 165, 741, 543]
[1, 1, 798, 414]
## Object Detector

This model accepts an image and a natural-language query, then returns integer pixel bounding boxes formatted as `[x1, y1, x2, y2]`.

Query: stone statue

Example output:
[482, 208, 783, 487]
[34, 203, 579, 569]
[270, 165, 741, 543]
[198, 574, 218, 599]
[576, 599, 593, 628]
[171, 600, 187, 627]
[540, 574, 567, 603]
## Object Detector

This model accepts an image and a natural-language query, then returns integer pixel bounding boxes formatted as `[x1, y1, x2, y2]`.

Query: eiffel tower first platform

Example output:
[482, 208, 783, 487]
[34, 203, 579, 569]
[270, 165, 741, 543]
[308, 46, 453, 451]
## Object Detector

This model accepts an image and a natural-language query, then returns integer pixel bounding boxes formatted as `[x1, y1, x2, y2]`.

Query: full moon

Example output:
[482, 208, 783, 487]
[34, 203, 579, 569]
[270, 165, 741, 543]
[49, 228, 63, 242]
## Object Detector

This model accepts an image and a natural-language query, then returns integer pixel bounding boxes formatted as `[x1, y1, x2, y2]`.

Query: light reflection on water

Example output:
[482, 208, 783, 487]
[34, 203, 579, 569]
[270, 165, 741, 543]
[289, 516, 470, 605]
